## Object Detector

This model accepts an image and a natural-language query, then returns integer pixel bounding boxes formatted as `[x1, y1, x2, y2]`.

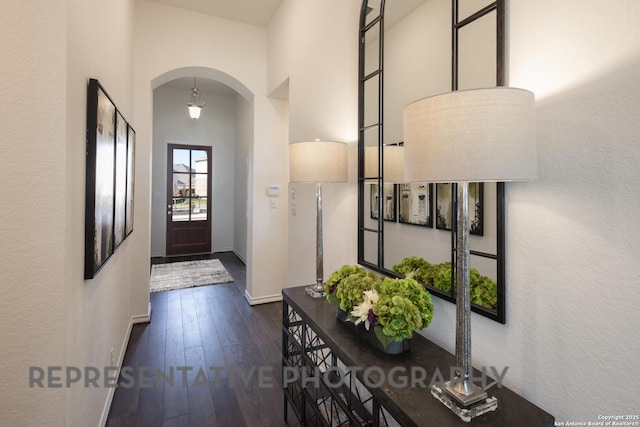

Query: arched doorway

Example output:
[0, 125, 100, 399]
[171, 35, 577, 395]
[150, 67, 253, 264]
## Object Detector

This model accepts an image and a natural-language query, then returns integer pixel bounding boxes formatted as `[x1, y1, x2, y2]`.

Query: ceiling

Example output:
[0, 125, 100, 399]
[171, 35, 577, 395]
[148, 0, 284, 27]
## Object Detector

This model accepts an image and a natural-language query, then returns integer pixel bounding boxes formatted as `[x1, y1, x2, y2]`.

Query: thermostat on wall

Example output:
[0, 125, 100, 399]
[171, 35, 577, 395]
[267, 185, 280, 197]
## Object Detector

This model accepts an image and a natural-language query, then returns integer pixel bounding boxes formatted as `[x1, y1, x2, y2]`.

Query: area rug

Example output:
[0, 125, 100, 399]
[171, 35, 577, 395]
[150, 259, 234, 293]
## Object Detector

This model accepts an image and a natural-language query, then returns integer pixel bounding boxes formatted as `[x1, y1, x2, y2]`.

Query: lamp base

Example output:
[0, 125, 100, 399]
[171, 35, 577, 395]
[431, 384, 498, 422]
[305, 284, 325, 298]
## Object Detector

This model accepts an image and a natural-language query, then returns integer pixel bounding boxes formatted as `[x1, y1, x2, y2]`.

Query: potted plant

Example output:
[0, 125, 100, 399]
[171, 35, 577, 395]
[324, 265, 434, 354]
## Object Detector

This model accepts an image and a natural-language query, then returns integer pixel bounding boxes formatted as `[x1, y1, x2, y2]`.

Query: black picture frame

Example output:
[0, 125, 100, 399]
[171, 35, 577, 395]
[469, 182, 484, 236]
[398, 183, 433, 227]
[114, 111, 127, 248]
[125, 124, 135, 237]
[85, 79, 116, 279]
[435, 183, 453, 231]
[435, 182, 484, 234]
[370, 183, 396, 222]
[85, 79, 135, 279]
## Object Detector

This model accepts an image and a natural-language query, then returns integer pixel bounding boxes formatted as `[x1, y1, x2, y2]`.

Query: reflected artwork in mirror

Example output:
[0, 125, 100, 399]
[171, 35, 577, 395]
[357, 0, 506, 322]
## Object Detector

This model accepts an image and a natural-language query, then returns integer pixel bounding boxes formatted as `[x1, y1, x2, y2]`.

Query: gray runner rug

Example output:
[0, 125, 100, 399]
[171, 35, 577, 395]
[150, 259, 234, 292]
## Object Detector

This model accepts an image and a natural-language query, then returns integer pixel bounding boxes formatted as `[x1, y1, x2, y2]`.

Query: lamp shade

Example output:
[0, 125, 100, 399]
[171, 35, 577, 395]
[364, 145, 405, 183]
[289, 141, 348, 183]
[403, 87, 536, 182]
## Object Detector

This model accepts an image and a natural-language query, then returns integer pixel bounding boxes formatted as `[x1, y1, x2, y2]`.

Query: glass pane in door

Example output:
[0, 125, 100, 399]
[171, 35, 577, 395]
[172, 148, 192, 222]
[190, 173, 207, 221]
[191, 150, 208, 171]
[173, 149, 190, 171]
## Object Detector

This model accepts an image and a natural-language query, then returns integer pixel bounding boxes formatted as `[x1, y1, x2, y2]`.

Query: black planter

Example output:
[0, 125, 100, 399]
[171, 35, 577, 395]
[336, 309, 410, 355]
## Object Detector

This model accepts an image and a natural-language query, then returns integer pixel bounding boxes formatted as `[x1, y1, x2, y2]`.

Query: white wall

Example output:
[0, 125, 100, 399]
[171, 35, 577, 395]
[65, 0, 150, 425]
[151, 85, 239, 256]
[0, 1, 67, 425]
[269, 0, 361, 288]
[419, 0, 640, 421]
[1, 0, 147, 425]
[233, 96, 253, 262]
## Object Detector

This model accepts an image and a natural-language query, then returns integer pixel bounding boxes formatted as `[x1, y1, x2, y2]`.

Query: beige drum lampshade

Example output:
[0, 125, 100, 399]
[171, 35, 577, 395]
[289, 141, 348, 183]
[403, 87, 536, 183]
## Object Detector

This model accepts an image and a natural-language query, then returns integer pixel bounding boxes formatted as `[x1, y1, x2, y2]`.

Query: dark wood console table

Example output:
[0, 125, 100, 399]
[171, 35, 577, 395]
[282, 286, 554, 426]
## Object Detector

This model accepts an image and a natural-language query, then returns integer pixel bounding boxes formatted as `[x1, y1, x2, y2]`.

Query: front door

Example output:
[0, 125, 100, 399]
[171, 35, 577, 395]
[166, 144, 212, 256]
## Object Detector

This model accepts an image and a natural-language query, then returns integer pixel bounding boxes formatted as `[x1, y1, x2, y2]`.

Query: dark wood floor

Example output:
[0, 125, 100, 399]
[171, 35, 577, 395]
[106, 252, 295, 427]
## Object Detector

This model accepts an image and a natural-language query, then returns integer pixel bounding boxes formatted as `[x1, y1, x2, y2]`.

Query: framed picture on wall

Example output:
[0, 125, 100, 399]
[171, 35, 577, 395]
[114, 111, 128, 248]
[125, 124, 135, 237]
[399, 182, 433, 227]
[85, 79, 116, 279]
[435, 183, 453, 231]
[469, 182, 484, 236]
[370, 183, 397, 222]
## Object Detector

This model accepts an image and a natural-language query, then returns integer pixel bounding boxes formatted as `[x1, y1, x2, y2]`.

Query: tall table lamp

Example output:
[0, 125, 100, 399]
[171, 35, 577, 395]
[289, 141, 348, 298]
[403, 87, 536, 420]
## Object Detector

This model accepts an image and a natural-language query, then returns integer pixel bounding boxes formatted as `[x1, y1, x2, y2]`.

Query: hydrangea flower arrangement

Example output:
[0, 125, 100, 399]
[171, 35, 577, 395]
[324, 265, 434, 348]
[392, 256, 497, 310]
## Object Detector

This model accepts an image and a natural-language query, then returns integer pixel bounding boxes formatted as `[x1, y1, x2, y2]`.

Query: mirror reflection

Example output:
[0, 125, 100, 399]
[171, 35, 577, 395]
[358, 0, 505, 322]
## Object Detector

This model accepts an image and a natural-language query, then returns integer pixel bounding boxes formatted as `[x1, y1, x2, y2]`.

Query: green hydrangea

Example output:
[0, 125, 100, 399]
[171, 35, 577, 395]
[433, 263, 453, 293]
[393, 257, 498, 310]
[374, 295, 424, 344]
[324, 265, 381, 313]
[325, 265, 435, 346]
[334, 271, 380, 313]
[324, 265, 365, 307]
[470, 271, 497, 310]
[378, 277, 433, 330]
[391, 256, 430, 276]
[393, 257, 453, 292]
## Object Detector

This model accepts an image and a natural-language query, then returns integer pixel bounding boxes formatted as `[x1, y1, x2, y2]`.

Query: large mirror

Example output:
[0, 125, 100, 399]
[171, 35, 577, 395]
[358, 0, 506, 323]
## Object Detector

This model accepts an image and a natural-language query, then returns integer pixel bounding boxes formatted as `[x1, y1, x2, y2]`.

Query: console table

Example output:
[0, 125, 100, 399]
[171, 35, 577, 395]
[282, 286, 554, 426]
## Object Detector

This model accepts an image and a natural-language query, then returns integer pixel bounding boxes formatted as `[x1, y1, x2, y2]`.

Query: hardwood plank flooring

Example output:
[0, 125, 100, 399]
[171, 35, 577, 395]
[107, 252, 298, 427]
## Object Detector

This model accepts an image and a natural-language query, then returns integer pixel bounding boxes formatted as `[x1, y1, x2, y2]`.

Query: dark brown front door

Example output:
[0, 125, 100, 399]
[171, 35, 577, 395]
[166, 144, 212, 256]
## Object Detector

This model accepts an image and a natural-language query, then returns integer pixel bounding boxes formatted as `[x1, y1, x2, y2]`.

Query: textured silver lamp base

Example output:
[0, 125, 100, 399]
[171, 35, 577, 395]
[430, 182, 499, 422]
[305, 283, 325, 298]
[432, 384, 498, 422]
[305, 182, 326, 299]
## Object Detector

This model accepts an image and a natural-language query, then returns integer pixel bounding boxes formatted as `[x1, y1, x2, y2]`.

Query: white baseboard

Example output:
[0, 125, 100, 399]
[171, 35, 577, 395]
[233, 250, 247, 264]
[99, 314, 135, 426]
[243, 289, 282, 305]
[132, 303, 152, 324]
[99, 303, 151, 426]
[212, 246, 234, 253]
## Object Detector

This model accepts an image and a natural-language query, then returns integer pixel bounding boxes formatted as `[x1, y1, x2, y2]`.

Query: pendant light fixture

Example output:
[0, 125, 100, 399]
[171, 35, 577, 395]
[187, 77, 204, 119]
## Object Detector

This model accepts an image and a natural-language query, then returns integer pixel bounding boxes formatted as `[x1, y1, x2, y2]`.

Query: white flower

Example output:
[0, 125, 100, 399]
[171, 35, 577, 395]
[350, 289, 380, 331]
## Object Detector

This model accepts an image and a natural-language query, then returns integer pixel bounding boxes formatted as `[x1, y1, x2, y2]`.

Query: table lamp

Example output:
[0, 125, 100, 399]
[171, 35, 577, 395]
[289, 141, 348, 297]
[403, 87, 536, 420]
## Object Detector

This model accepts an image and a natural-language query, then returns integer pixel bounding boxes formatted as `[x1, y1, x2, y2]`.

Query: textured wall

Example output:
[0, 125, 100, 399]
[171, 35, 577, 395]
[65, 0, 142, 425]
[0, 0, 67, 424]
[269, 0, 360, 288]
[0, 0, 142, 425]
[420, 0, 640, 421]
